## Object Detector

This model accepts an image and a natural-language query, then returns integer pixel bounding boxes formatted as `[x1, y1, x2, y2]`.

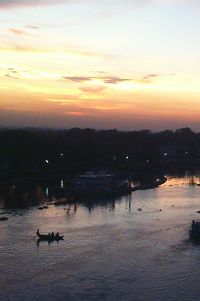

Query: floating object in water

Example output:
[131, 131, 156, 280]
[159, 209, 162, 212]
[190, 220, 200, 240]
[137, 208, 143, 212]
[36, 229, 64, 241]
[196, 211, 200, 214]
[0, 217, 8, 221]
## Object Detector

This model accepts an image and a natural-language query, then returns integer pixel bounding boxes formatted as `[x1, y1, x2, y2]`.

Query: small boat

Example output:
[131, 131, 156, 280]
[0, 217, 8, 221]
[189, 220, 200, 240]
[36, 229, 64, 241]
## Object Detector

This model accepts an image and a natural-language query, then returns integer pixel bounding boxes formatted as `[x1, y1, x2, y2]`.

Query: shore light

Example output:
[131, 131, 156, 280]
[61, 179, 64, 188]
[45, 188, 49, 197]
[45, 160, 49, 164]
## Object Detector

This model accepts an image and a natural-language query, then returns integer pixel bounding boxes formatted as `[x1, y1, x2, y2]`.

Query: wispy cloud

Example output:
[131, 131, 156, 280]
[0, 42, 111, 59]
[4, 67, 20, 79]
[0, 0, 154, 9]
[1, 66, 61, 80]
[66, 111, 86, 116]
[0, 0, 198, 10]
[137, 73, 176, 83]
[103, 76, 130, 84]
[143, 74, 160, 80]
[0, 0, 70, 9]
[63, 75, 132, 84]
[9, 28, 33, 36]
[67, 48, 113, 59]
[26, 25, 40, 30]
[63, 76, 92, 83]
[48, 95, 81, 103]
[0, 43, 45, 53]
[79, 86, 106, 94]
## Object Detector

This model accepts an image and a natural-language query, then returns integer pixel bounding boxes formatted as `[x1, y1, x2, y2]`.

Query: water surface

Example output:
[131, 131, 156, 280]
[1, 175, 200, 301]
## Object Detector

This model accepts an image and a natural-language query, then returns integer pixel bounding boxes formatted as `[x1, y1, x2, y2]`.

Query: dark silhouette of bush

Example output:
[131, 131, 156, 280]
[0, 127, 200, 174]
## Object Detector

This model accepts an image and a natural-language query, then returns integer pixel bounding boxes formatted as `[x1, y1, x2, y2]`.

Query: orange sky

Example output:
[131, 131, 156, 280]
[1, 1, 200, 130]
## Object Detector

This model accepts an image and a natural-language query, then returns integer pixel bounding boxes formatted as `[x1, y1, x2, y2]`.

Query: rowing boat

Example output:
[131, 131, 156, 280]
[36, 229, 64, 241]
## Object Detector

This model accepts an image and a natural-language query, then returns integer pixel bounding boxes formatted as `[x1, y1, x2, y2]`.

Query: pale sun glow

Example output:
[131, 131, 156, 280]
[0, 1, 200, 130]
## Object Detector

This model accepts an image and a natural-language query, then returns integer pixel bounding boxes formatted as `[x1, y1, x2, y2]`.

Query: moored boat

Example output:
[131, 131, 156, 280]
[73, 171, 132, 198]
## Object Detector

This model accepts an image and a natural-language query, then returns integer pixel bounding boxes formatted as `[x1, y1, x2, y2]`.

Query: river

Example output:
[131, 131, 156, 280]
[1, 174, 200, 301]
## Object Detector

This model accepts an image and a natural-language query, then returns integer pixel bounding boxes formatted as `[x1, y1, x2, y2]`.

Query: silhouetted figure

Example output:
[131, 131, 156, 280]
[112, 200, 115, 210]
[129, 200, 132, 211]
[51, 232, 54, 238]
[192, 220, 195, 231]
[55, 232, 59, 238]
[74, 203, 77, 212]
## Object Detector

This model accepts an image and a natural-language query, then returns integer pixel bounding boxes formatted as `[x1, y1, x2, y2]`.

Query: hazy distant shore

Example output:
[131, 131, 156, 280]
[1, 127, 200, 179]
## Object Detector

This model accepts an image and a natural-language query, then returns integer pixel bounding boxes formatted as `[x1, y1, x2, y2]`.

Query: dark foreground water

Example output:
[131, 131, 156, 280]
[1, 176, 200, 301]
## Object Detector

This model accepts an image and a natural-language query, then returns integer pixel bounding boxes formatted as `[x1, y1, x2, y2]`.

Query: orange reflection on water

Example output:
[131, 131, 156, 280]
[162, 175, 200, 187]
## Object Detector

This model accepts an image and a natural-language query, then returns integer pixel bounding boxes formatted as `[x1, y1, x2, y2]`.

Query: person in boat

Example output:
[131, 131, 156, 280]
[192, 220, 195, 231]
[51, 232, 54, 238]
[55, 232, 59, 238]
[36, 229, 40, 236]
[191, 220, 200, 233]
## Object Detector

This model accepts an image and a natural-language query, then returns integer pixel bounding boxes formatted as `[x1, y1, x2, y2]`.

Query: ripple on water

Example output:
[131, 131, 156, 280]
[1, 183, 200, 301]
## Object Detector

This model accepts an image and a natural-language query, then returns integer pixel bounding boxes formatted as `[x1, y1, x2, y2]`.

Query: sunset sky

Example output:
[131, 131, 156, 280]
[1, 0, 200, 130]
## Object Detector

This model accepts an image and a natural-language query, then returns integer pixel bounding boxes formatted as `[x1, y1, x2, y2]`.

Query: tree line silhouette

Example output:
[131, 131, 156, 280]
[0, 127, 200, 174]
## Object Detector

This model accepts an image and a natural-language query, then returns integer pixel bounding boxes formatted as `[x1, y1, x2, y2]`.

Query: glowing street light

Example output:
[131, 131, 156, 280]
[45, 187, 49, 197]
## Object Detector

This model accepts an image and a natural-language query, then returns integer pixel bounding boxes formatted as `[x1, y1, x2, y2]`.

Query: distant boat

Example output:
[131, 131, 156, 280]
[189, 220, 200, 240]
[0, 217, 8, 221]
[36, 229, 64, 241]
